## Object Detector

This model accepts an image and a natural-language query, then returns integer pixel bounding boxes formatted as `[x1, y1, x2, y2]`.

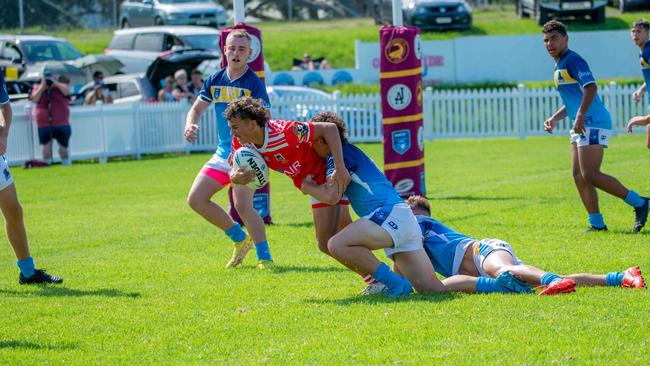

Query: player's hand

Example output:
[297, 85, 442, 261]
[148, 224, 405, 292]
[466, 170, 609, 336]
[0, 135, 7, 155]
[543, 117, 557, 134]
[330, 166, 350, 197]
[626, 116, 647, 133]
[183, 123, 199, 142]
[633, 89, 643, 103]
[230, 168, 254, 185]
[573, 115, 586, 135]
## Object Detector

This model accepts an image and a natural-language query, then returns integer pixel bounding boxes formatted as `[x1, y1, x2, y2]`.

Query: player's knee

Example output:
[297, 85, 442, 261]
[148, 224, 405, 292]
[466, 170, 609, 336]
[186, 191, 204, 212]
[572, 168, 583, 182]
[233, 200, 253, 216]
[316, 238, 330, 255]
[581, 170, 598, 184]
[326, 238, 344, 258]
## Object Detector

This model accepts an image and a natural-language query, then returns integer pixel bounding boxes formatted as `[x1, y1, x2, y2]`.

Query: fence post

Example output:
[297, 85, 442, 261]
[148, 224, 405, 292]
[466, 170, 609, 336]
[99, 104, 108, 164]
[133, 102, 141, 160]
[517, 83, 526, 140]
[332, 90, 341, 115]
[424, 87, 434, 141]
[607, 81, 619, 135]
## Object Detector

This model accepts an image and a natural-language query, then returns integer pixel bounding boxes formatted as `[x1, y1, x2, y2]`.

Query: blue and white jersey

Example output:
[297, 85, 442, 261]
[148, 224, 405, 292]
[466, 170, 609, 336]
[554, 49, 611, 129]
[0, 73, 9, 105]
[198, 67, 270, 159]
[640, 42, 650, 105]
[417, 215, 475, 278]
[326, 143, 403, 218]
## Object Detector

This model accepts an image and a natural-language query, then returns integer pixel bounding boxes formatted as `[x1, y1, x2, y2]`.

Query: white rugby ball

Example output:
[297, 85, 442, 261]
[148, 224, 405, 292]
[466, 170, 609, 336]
[232, 147, 269, 189]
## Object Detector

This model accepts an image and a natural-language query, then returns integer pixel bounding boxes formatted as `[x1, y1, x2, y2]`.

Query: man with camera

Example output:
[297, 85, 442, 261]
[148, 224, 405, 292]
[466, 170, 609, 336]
[30, 73, 72, 166]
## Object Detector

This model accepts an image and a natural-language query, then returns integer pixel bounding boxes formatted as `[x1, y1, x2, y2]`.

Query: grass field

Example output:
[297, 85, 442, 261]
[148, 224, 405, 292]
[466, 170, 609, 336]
[0, 135, 648, 364]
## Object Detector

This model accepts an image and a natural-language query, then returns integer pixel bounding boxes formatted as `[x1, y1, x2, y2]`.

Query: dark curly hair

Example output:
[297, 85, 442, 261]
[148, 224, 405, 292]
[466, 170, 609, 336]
[223, 96, 270, 127]
[542, 20, 567, 36]
[310, 111, 348, 144]
[633, 19, 650, 32]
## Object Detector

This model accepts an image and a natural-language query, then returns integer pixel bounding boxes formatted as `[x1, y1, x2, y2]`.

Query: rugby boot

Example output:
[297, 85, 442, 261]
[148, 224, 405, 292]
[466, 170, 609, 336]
[621, 266, 646, 289]
[495, 271, 534, 294]
[19, 269, 63, 285]
[633, 198, 649, 233]
[225, 235, 253, 269]
[538, 278, 575, 296]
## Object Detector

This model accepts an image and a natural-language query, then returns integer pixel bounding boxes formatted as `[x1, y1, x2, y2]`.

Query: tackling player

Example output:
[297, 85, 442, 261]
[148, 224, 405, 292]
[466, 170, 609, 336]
[541, 20, 649, 232]
[183, 30, 274, 269]
[407, 195, 646, 296]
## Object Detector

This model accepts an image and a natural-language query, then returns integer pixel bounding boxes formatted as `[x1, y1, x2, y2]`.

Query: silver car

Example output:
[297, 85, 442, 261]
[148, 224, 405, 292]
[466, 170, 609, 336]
[119, 0, 227, 29]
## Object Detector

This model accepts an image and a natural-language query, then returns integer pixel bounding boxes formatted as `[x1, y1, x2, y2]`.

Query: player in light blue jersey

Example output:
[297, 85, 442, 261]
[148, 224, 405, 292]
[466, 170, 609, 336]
[304, 112, 534, 298]
[183, 30, 273, 269]
[627, 19, 650, 149]
[542, 20, 649, 232]
[407, 196, 646, 295]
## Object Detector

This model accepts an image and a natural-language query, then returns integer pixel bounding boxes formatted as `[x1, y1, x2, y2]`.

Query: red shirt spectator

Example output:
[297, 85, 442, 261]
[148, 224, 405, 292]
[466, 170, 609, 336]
[31, 76, 70, 128]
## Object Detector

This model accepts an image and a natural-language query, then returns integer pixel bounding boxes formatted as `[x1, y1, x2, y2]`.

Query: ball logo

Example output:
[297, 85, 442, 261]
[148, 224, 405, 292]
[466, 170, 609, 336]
[248, 34, 261, 63]
[414, 34, 422, 61]
[394, 179, 414, 194]
[387, 84, 412, 111]
[385, 38, 409, 64]
[245, 155, 267, 187]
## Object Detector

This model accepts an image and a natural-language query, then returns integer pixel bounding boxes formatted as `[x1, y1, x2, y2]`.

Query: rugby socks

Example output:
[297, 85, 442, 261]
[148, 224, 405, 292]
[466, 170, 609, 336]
[17, 257, 35, 278]
[373, 263, 405, 290]
[254, 241, 272, 262]
[225, 223, 246, 243]
[476, 277, 512, 293]
[540, 272, 562, 286]
[588, 213, 606, 229]
[363, 274, 379, 285]
[624, 190, 645, 208]
[605, 272, 624, 286]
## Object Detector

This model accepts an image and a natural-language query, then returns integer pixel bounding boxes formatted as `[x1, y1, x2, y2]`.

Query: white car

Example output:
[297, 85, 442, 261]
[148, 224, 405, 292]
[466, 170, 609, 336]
[105, 26, 221, 74]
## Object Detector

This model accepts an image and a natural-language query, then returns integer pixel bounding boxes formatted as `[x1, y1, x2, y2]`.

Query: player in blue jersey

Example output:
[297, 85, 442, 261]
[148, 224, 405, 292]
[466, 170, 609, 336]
[541, 20, 649, 233]
[0, 73, 62, 284]
[627, 19, 650, 149]
[407, 196, 646, 295]
[303, 112, 534, 298]
[183, 30, 273, 269]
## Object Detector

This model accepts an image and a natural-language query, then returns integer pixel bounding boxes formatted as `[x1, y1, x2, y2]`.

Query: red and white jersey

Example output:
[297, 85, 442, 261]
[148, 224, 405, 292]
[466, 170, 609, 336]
[232, 120, 327, 189]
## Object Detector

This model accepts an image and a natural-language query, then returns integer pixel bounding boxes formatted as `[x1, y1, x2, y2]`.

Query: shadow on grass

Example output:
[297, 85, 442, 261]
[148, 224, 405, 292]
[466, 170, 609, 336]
[432, 195, 523, 201]
[270, 265, 348, 274]
[304, 292, 459, 306]
[273, 222, 313, 228]
[0, 287, 141, 298]
[0, 340, 77, 350]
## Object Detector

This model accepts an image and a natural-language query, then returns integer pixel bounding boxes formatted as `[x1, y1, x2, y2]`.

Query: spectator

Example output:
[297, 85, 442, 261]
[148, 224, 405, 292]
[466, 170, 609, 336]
[291, 53, 331, 71]
[172, 69, 195, 103]
[30, 74, 72, 166]
[92, 71, 112, 101]
[84, 82, 113, 105]
[188, 69, 204, 96]
[158, 75, 177, 102]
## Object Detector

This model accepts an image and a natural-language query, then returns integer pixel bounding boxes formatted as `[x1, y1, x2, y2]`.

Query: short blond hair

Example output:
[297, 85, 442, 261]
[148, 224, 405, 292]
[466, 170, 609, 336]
[174, 69, 187, 80]
[225, 29, 251, 45]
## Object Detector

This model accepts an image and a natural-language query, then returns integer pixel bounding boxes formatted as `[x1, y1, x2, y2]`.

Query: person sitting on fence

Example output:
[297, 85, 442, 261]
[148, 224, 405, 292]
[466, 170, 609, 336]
[84, 81, 113, 106]
[158, 75, 177, 102]
[189, 69, 204, 96]
[172, 69, 196, 104]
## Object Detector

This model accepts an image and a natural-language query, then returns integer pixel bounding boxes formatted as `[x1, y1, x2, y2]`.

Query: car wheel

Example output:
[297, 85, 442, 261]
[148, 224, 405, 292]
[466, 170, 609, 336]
[593, 7, 605, 23]
[121, 19, 130, 29]
[154, 16, 164, 26]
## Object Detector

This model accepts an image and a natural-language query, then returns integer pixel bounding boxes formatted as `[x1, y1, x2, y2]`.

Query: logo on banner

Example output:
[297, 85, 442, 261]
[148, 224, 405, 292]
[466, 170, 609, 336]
[395, 179, 415, 194]
[385, 38, 409, 64]
[414, 34, 422, 61]
[417, 126, 424, 152]
[253, 193, 269, 218]
[248, 34, 261, 62]
[392, 129, 411, 155]
[387, 84, 412, 111]
[416, 80, 423, 107]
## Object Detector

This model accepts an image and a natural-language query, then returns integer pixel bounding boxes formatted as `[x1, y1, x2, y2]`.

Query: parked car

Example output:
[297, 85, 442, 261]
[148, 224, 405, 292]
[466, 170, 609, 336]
[609, 0, 650, 13]
[105, 26, 221, 74]
[375, 0, 472, 31]
[71, 48, 218, 106]
[517, 0, 607, 25]
[119, 0, 227, 29]
[4, 80, 32, 102]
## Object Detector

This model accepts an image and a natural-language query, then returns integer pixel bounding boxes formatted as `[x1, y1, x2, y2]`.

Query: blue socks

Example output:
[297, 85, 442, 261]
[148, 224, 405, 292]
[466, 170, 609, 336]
[588, 213, 605, 229]
[541, 272, 562, 286]
[17, 257, 35, 278]
[476, 277, 511, 293]
[255, 241, 272, 262]
[373, 263, 405, 290]
[624, 190, 645, 208]
[225, 223, 246, 243]
[605, 272, 624, 286]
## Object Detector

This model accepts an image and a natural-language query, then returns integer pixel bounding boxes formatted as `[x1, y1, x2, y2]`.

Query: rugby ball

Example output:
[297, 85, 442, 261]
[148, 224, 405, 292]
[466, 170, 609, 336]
[232, 147, 269, 189]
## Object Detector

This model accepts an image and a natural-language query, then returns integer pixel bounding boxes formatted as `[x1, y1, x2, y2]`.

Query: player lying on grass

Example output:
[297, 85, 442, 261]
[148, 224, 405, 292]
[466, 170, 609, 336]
[626, 114, 650, 149]
[407, 195, 646, 295]
[302, 112, 534, 298]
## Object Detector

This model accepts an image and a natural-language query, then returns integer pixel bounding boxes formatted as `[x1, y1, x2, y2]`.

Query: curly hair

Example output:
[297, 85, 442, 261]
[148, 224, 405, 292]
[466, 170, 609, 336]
[310, 111, 348, 143]
[634, 19, 650, 32]
[223, 97, 270, 127]
[542, 20, 567, 36]
[406, 195, 431, 215]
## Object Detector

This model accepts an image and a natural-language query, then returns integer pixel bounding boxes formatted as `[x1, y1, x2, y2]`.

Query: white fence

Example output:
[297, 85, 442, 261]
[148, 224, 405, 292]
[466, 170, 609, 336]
[6, 83, 646, 166]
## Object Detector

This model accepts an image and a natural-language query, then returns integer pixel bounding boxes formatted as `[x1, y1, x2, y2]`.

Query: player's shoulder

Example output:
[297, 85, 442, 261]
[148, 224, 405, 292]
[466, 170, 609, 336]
[564, 49, 588, 65]
[205, 68, 227, 85]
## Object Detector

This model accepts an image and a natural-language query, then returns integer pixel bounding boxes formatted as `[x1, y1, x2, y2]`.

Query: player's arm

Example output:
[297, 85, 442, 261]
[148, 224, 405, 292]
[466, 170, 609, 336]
[544, 106, 566, 133]
[311, 122, 350, 196]
[183, 98, 211, 142]
[0, 102, 12, 155]
[31, 79, 47, 103]
[634, 83, 646, 103]
[573, 83, 597, 134]
[301, 175, 340, 205]
[626, 114, 650, 132]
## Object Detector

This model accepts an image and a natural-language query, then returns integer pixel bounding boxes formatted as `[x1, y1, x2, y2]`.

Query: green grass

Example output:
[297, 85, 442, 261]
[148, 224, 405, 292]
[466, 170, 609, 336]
[0, 135, 648, 364]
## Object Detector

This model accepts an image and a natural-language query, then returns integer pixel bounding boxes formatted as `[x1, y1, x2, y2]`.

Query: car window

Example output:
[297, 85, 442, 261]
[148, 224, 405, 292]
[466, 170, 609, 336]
[22, 40, 83, 62]
[1, 43, 22, 62]
[133, 33, 164, 52]
[180, 35, 220, 51]
[109, 34, 136, 50]
[118, 81, 139, 98]
[163, 35, 184, 51]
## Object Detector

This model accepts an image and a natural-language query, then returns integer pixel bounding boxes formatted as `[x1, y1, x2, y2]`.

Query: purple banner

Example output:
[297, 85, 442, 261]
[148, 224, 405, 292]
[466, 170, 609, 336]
[380, 25, 425, 198]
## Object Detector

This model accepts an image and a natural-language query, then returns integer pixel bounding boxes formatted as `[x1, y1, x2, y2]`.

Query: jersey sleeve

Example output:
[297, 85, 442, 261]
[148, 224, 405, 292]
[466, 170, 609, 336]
[642, 47, 650, 66]
[198, 73, 215, 103]
[250, 76, 271, 108]
[0, 73, 9, 105]
[566, 55, 596, 88]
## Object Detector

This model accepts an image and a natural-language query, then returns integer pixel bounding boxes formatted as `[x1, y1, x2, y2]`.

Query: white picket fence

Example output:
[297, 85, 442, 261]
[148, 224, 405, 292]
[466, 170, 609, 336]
[5, 82, 646, 166]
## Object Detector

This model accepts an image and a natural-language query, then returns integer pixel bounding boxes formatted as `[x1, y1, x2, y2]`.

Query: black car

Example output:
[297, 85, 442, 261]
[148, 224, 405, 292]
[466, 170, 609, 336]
[609, 0, 650, 13]
[375, 0, 472, 31]
[517, 0, 608, 25]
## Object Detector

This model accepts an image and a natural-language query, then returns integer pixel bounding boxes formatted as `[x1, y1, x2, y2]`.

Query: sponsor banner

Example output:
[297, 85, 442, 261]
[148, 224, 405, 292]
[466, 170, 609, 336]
[220, 23, 266, 83]
[380, 25, 424, 198]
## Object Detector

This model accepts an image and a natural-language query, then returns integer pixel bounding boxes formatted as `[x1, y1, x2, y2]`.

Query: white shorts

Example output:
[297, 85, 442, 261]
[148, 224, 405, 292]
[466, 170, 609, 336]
[471, 238, 523, 277]
[362, 202, 422, 259]
[0, 156, 14, 191]
[569, 127, 610, 148]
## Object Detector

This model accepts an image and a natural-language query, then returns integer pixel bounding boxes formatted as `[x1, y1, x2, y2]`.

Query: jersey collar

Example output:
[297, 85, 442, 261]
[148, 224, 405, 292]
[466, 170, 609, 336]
[226, 66, 249, 83]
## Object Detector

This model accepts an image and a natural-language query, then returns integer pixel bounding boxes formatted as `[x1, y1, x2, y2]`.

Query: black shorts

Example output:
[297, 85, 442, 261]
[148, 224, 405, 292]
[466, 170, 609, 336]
[38, 125, 72, 147]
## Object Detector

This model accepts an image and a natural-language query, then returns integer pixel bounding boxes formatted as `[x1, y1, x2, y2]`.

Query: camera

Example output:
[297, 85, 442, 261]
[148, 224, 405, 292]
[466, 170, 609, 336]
[44, 72, 53, 86]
